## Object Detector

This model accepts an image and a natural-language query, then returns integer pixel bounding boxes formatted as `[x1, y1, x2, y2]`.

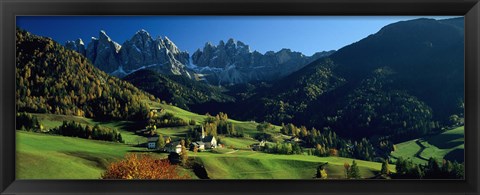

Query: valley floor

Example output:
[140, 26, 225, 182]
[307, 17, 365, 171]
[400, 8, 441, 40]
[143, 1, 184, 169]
[390, 126, 464, 164]
[16, 130, 388, 179]
[16, 106, 463, 179]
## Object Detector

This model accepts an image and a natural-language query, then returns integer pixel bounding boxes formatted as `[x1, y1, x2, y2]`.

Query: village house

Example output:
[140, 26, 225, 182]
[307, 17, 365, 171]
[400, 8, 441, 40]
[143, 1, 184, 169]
[165, 141, 182, 154]
[147, 136, 159, 149]
[190, 141, 206, 151]
[252, 140, 266, 151]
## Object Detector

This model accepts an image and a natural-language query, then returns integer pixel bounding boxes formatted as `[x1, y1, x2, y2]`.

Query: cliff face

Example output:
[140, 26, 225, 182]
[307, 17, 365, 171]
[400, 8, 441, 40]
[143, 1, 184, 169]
[191, 38, 334, 85]
[66, 30, 334, 85]
[66, 29, 191, 78]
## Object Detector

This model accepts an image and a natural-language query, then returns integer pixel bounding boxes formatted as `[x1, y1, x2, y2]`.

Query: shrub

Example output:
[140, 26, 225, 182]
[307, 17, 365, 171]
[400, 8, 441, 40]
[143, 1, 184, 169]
[101, 154, 188, 179]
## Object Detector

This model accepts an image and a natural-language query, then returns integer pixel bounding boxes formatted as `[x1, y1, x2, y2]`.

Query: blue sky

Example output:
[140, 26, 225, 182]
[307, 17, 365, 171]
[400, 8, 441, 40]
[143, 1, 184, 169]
[16, 16, 458, 56]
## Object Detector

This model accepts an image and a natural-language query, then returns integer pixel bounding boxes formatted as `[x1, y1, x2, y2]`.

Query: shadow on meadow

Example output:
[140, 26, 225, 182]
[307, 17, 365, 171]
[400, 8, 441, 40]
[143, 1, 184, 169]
[427, 133, 463, 149]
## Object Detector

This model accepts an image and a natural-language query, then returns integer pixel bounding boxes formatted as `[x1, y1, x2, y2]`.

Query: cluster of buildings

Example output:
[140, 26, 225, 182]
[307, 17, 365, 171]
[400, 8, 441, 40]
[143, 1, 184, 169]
[146, 126, 217, 154]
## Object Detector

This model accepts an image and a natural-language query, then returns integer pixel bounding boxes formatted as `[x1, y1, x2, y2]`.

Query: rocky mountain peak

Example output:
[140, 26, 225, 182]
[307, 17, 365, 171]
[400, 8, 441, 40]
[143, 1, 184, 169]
[136, 29, 151, 36]
[76, 38, 85, 46]
[99, 30, 112, 42]
[163, 36, 182, 54]
[66, 29, 192, 78]
[84, 30, 121, 73]
[191, 39, 334, 85]
[65, 30, 334, 85]
[65, 38, 86, 56]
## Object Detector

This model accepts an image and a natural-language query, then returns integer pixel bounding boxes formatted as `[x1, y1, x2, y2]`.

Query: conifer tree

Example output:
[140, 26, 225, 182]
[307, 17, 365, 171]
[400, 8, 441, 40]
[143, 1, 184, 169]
[348, 160, 361, 179]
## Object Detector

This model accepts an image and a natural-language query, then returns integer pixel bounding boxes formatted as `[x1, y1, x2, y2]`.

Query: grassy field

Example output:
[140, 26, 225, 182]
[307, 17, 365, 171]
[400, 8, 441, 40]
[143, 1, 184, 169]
[218, 136, 258, 150]
[192, 149, 393, 179]
[17, 130, 392, 179]
[31, 113, 147, 144]
[18, 102, 396, 180]
[390, 126, 464, 164]
[16, 131, 195, 179]
[16, 131, 148, 179]
[146, 100, 281, 138]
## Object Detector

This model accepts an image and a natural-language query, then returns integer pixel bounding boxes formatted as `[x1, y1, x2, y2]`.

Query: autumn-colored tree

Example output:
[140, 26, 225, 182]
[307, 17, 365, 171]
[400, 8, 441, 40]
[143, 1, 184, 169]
[193, 145, 199, 154]
[329, 148, 338, 156]
[180, 140, 188, 166]
[193, 145, 199, 159]
[101, 154, 188, 179]
[344, 162, 350, 178]
[157, 135, 166, 149]
[166, 137, 172, 144]
[315, 163, 328, 179]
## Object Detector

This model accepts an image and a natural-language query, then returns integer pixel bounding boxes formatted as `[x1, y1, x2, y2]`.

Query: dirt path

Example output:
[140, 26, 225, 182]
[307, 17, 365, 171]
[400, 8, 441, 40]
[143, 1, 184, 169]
[224, 150, 239, 154]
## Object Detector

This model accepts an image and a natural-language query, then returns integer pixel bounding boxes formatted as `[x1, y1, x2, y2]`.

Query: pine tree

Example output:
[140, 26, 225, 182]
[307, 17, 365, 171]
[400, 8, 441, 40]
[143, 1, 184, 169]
[348, 160, 361, 179]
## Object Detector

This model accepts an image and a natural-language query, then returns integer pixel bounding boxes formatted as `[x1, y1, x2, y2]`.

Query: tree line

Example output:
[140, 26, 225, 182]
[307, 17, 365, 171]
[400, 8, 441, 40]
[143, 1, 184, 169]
[16, 112, 43, 132]
[16, 112, 124, 143]
[275, 122, 389, 161]
[202, 112, 244, 137]
[393, 157, 463, 179]
[149, 112, 190, 128]
[51, 121, 124, 143]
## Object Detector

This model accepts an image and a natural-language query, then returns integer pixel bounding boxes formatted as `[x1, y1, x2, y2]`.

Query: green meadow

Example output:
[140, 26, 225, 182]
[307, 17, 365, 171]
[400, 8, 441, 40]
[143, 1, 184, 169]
[16, 131, 144, 179]
[146, 100, 281, 137]
[31, 113, 147, 144]
[390, 126, 464, 164]
[192, 149, 393, 179]
[17, 103, 462, 180]
[17, 130, 393, 179]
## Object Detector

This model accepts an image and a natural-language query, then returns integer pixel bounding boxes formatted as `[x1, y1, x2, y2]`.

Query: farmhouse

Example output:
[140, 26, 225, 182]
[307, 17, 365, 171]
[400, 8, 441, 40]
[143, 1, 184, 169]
[252, 140, 266, 151]
[165, 141, 182, 154]
[190, 141, 206, 151]
[147, 136, 159, 149]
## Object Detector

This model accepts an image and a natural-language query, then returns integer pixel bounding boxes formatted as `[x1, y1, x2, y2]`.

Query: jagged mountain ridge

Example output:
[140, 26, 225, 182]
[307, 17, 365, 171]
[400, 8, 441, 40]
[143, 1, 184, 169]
[65, 30, 334, 85]
[66, 30, 191, 78]
[191, 38, 334, 85]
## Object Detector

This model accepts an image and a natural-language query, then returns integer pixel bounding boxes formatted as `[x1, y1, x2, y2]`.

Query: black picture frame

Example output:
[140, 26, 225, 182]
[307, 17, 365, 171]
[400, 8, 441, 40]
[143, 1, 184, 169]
[1, 0, 479, 194]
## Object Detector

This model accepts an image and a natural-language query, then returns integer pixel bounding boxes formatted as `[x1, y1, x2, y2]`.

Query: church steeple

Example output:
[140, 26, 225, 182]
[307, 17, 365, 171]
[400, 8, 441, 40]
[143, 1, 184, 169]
[201, 126, 205, 139]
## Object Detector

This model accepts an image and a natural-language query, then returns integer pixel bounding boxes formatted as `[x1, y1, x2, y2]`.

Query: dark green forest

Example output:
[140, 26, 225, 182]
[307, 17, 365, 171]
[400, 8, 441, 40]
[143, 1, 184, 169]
[124, 69, 234, 110]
